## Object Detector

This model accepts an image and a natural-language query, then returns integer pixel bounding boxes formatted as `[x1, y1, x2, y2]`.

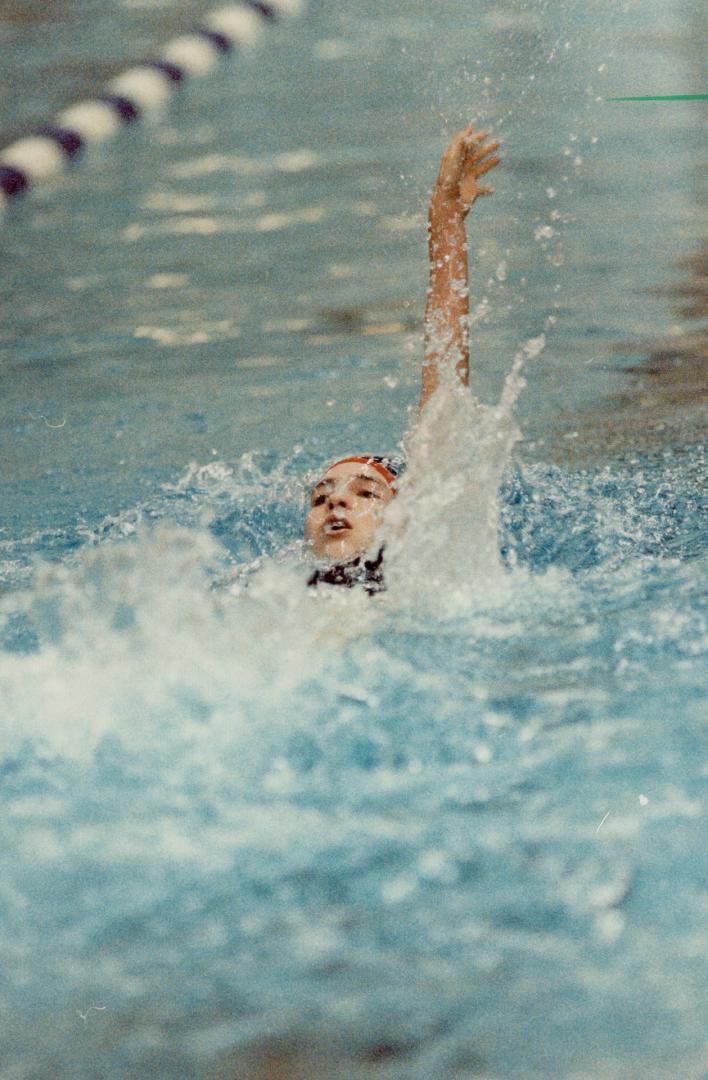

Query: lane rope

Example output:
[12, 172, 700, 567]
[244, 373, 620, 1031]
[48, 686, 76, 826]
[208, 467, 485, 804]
[0, 0, 305, 217]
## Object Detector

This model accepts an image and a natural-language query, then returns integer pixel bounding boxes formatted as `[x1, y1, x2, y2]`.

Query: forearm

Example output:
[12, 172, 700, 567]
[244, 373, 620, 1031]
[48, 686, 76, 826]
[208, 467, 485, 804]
[421, 198, 470, 409]
[418, 126, 498, 411]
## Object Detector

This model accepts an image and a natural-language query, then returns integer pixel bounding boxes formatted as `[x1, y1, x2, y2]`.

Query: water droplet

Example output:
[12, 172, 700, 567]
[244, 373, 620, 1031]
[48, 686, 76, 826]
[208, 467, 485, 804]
[534, 224, 555, 241]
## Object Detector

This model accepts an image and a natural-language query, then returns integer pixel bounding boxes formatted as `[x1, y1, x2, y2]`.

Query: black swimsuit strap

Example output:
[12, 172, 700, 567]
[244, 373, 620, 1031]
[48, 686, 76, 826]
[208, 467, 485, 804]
[307, 547, 385, 596]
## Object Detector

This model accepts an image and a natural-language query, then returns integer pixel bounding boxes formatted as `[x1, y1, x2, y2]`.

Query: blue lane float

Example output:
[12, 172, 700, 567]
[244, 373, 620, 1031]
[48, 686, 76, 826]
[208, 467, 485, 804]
[0, 0, 304, 217]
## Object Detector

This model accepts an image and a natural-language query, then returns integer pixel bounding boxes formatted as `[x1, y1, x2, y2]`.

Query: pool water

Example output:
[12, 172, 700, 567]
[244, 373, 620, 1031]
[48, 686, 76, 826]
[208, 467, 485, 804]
[1, 1, 706, 1077]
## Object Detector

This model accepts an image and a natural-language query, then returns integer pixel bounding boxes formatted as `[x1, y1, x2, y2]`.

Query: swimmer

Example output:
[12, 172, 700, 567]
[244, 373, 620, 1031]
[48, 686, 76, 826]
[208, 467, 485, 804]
[306, 125, 500, 593]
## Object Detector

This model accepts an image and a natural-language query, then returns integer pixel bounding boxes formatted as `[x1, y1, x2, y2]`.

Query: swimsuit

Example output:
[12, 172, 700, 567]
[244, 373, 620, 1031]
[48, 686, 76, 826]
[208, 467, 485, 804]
[307, 547, 385, 596]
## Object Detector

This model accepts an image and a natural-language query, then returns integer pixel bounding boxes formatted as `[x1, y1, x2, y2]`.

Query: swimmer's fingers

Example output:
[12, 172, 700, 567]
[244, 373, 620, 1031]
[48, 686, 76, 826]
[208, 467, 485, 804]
[440, 130, 475, 173]
[461, 134, 500, 203]
[473, 154, 501, 179]
[465, 138, 500, 166]
[459, 161, 499, 210]
[463, 128, 490, 148]
[440, 127, 485, 172]
[433, 127, 499, 208]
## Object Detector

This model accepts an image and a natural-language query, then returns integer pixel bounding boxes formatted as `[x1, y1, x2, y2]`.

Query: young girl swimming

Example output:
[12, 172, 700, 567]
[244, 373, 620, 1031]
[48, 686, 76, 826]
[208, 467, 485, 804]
[306, 125, 500, 593]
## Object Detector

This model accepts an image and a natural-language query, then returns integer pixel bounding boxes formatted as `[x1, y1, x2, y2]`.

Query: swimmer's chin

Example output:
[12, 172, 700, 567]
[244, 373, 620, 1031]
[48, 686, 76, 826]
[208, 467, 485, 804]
[308, 533, 377, 562]
[309, 538, 361, 561]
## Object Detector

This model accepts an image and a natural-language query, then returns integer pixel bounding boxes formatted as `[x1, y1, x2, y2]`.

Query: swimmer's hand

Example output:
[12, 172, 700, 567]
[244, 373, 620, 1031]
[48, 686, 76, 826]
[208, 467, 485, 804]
[431, 125, 500, 218]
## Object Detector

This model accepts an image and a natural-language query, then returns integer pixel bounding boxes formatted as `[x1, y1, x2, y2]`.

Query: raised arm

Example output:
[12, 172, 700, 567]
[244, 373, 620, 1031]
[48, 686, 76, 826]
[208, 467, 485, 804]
[419, 126, 500, 411]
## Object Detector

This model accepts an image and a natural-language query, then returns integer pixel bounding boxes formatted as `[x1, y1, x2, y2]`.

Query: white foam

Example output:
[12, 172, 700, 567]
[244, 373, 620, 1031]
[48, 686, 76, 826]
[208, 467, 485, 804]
[162, 34, 220, 76]
[57, 100, 122, 142]
[0, 137, 65, 181]
[206, 5, 263, 47]
[282, 332, 541, 620]
[383, 362, 523, 615]
[0, 523, 352, 762]
[107, 66, 175, 111]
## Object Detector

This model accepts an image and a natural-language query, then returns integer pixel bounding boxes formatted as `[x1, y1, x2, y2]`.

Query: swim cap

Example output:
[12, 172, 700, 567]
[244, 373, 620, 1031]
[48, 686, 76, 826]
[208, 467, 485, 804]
[326, 455, 400, 491]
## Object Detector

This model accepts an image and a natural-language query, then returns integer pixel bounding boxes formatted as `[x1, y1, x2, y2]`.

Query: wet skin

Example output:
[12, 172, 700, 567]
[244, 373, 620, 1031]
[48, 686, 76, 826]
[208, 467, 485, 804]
[304, 461, 395, 561]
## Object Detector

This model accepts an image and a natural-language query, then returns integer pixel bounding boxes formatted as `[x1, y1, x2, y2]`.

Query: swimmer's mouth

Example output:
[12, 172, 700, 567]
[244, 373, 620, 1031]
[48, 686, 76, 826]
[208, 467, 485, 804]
[324, 516, 352, 535]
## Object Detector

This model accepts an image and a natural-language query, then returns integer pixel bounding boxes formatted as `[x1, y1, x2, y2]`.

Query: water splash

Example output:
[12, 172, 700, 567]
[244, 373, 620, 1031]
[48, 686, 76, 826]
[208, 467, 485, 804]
[0, 437, 705, 1078]
[383, 336, 546, 613]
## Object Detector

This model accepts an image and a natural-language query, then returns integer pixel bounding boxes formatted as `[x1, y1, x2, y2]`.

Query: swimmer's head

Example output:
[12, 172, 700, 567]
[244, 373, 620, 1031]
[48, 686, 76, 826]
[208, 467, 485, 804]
[304, 456, 398, 561]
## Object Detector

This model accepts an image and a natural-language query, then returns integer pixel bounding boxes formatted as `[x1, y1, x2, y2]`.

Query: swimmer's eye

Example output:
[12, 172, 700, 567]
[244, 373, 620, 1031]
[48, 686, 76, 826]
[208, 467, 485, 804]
[358, 488, 381, 499]
[312, 494, 326, 507]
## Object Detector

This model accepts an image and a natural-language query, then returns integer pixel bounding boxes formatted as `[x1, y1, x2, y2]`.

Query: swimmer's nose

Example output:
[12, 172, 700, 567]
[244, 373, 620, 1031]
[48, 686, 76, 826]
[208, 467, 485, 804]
[327, 493, 351, 509]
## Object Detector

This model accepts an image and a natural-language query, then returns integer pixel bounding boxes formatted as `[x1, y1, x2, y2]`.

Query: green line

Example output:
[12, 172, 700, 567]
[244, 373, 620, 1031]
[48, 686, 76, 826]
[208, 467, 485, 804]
[607, 94, 708, 101]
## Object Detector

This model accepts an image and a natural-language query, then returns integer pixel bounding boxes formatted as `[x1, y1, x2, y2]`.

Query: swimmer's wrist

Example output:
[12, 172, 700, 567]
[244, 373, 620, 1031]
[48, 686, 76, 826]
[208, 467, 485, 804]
[430, 182, 462, 205]
[429, 189, 467, 222]
[428, 201, 467, 240]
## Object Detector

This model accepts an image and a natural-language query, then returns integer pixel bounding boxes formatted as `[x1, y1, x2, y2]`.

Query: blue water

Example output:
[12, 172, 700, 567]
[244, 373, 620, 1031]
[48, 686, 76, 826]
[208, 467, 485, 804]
[1, 1, 706, 1077]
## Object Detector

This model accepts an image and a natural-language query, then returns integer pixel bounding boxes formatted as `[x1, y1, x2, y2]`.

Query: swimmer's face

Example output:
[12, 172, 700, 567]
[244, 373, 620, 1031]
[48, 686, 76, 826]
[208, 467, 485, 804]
[304, 461, 395, 561]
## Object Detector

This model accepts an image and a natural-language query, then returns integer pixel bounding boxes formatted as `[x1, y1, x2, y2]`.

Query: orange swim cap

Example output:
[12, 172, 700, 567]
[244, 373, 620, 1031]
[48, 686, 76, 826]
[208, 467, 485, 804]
[326, 455, 399, 491]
